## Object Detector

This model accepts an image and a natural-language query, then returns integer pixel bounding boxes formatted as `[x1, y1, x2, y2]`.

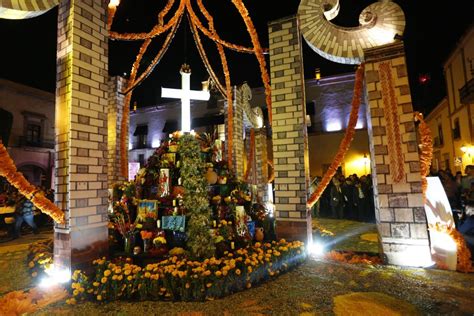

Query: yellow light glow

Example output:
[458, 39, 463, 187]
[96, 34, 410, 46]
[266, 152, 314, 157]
[109, 0, 120, 8]
[460, 144, 474, 156]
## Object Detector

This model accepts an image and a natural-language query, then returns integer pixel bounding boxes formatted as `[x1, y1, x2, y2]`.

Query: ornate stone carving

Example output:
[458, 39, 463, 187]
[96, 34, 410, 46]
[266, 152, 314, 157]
[298, 0, 406, 64]
[236, 83, 264, 129]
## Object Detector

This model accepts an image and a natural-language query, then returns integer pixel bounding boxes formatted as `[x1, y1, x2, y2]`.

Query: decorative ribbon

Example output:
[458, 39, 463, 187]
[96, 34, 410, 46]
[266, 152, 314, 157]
[414, 112, 433, 202]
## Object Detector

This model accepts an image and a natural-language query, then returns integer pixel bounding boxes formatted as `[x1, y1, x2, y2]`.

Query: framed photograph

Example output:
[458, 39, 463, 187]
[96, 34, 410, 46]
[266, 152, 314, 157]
[137, 199, 158, 222]
[158, 168, 170, 197]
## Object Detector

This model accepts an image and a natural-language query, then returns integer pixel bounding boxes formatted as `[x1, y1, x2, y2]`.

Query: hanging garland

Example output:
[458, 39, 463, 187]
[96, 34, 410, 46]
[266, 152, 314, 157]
[0, 143, 65, 224]
[379, 61, 405, 183]
[230, 0, 272, 124]
[414, 112, 433, 201]
[244, 128, 255, 182]
[109, 0, 271, 174]
[307, 63, 365, 208]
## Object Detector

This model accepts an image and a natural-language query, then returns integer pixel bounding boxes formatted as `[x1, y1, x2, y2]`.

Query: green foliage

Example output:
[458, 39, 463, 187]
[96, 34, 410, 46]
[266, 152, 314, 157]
[179, 134, 215, 259]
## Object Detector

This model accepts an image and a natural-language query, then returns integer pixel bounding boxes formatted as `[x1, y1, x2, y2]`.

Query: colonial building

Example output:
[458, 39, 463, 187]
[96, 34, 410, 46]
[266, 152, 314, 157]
[426, 25, 474, 172]
[0, 79, 55, 188]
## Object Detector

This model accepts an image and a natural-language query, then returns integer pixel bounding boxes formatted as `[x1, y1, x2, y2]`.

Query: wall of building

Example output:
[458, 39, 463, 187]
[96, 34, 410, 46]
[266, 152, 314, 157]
[309, 130, 370, 178]
[439, 26, 474, 173]
[425, 98, 454, 171]
[0, 79, 55, 187]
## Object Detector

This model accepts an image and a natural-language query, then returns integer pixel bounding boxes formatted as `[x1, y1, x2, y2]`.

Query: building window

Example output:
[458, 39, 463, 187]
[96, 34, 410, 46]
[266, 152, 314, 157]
[26, 123, 41, 144]
[452, 119, 461, 140]
[133, 125, 148, 149]
[437, 124, 444, 146]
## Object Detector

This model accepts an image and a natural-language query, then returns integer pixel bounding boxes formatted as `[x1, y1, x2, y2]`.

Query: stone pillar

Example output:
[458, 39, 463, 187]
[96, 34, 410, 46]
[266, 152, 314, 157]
[54, 0, 109, 271]
[108, 76, 127, 187]
[226, 86, 245, 180]
[268, 16, 312, 244]
[364, 42, 431, 266]
[255, 128, 269, 202]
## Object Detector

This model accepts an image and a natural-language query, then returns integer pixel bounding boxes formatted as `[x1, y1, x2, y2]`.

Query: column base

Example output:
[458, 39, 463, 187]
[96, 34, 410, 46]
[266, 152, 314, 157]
[275, 219, 313, 245]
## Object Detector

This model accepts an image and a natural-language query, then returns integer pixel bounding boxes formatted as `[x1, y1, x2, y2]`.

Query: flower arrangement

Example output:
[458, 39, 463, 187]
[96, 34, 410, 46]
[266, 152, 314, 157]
[325, 250, 383, 265]
[112, 213, 139, 240]
[27, 238, 53, 279]
[68, 239, 305, 303]
[153, 236, 167, 247]
[140, 231, 153, 240]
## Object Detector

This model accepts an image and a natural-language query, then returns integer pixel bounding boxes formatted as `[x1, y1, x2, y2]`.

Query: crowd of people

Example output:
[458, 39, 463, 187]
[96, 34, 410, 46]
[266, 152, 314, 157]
[0, 179, 54, 239]
[310, 172, 375, 223]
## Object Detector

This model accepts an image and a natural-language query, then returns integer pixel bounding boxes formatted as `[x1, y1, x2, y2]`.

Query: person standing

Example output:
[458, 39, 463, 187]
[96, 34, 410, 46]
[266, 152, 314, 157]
[330, 177, 344, 219]
[13, 195, 39, 238]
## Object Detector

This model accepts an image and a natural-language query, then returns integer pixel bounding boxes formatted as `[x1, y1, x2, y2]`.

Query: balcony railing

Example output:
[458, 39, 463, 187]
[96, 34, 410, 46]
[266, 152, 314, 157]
[460, 78, 474, 105]
[18, 136, 54, 149]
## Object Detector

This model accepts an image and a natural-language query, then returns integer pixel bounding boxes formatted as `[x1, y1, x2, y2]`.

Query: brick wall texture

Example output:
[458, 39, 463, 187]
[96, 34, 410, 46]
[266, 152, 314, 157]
[268, 15, 312, 243]
[108, 76, 127, 186]
[364, 42, 430, 264]
[54, 0, 109, 269]
[226, 86, 245, 180]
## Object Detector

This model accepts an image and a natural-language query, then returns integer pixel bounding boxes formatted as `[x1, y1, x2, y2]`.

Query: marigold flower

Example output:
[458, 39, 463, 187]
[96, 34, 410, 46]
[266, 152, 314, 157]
[145, 272, 151, 278]
[127, 276, 133, 281]
[124, 269, 131, 276]
[97, 295, 102, 301]
[206, 283, 212, 288]
[93, 282, 99, 287]
[235, 269, 241, 275]
[28, 261, 35, 268]
[101, 277, 107, 284]
[73, 289, 79, 296]
[104, 270, 111, 277]
[215, 271, 222, 277]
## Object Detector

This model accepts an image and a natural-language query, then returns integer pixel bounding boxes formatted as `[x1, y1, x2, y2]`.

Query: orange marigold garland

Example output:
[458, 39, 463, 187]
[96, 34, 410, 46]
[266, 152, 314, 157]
[307, 63, 365, 208]
[379, 61, 405, 183]
[414, 112, 433, 201]
[429, 223, 473, 273]
[230, 0, 272, 124]
[0, 143, 65, 224]
[325, 250, 382, 265]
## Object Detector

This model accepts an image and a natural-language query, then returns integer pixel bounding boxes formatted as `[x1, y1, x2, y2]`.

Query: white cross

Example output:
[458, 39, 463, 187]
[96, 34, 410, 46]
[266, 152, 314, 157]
[161, 64, 210, 132]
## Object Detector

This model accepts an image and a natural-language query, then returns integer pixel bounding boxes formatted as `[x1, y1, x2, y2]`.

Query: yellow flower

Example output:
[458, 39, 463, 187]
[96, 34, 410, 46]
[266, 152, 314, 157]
[93, 282, 100, 287]
[115, 268, 122, 274]
[145, 272, 151, 278]
[101, 277, 107, 284]
[97, 295, 102, 301]
[117, 275, 123, 281]
[28, 261, 35, 268]
[206, 283, 212, 288]
[112, 275, 118, 281]
[104, 270, 111, 277]
[66, 298, 76, 305]
[127, 276, 133, 281]
[204, 270, 211, 276]
[247, 266, 253, 273]
[215, 271, 222, 277]
[73, 289, 79, 296]
[222, 270, 228, 276]
[246, 282, 252, 288]
[124, 269, 131, 276]
[235, 269, 241, 275]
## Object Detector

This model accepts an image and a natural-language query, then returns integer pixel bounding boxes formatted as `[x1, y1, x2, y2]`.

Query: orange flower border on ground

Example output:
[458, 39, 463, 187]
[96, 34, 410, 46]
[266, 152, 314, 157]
[429, 223, 473, 273]
[307, 63, 365, 208]
[414, 112, 433, 201]
[324, 250, 383, 265]
[0, 143, 65, 224]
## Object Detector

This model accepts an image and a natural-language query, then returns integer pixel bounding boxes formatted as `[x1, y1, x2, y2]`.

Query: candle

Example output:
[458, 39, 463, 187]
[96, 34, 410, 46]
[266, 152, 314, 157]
[173, 199, 176, 206]
[178, 177, 182, 185]
[213, 220, 216, 228]
[156, 219, 161, 228]
[231, 242, 235, 250]
[176, 160, 180, 168]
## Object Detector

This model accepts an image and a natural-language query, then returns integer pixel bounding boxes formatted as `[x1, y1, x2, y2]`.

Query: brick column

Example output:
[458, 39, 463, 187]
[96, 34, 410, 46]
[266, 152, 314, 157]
[54, 0, 109, 271]
[268, 16, 312, 244]
[226, 86, 245, 180]
[255, 128, 269, 202]
[108, 76, 127, 187]
[364, 42, 431, 266]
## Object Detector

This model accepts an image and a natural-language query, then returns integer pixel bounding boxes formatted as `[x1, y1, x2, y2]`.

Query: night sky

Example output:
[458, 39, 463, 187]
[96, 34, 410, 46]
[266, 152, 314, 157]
[0, 0, 472, 116]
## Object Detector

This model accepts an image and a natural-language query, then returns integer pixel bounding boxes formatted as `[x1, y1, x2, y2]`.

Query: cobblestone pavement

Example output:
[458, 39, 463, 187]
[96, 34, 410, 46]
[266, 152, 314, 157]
[1, 224, 473, 315]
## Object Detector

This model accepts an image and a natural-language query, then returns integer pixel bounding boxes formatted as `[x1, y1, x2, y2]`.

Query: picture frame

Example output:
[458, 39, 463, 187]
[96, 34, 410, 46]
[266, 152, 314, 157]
[137, 199, 158, 222]
[158, 168, 170, 197]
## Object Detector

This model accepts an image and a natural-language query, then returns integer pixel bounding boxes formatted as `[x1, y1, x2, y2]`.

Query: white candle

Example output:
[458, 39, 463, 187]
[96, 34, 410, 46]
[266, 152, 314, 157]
[156, 220, 161, 228]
